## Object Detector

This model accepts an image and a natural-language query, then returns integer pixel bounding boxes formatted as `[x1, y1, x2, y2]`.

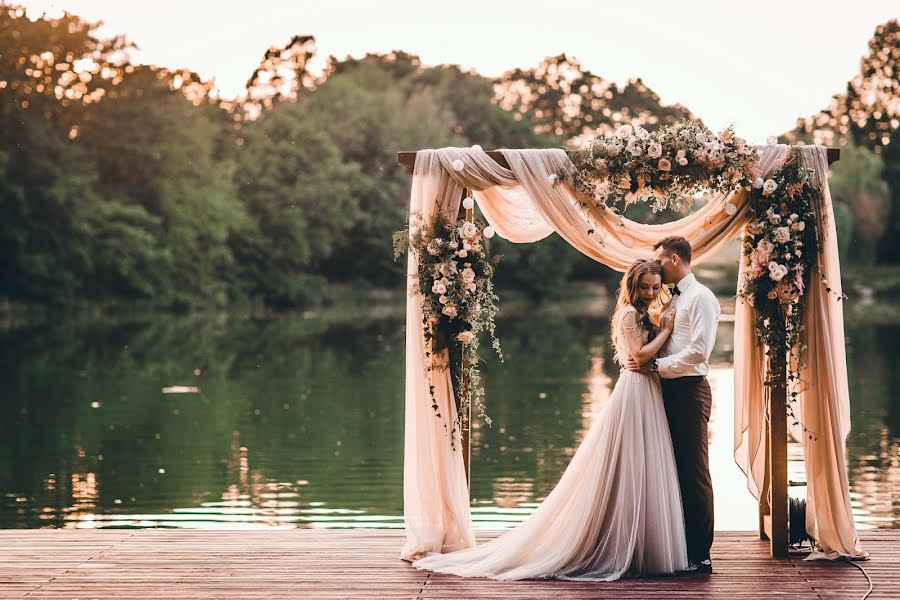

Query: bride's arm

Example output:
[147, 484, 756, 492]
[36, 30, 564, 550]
[622, 309, 675, 365]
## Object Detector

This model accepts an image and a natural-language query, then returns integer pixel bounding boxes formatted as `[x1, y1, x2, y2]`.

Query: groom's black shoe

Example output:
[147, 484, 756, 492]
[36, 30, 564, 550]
[693, 559, 713, 574]
[676, 559, 713, 576]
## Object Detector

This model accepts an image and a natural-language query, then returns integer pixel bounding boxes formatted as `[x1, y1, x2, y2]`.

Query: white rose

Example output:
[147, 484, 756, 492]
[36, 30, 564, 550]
[769, 265, 788, 282]
[463, 242, 472, 251]
[607, 143, 621, 157]
[627, 142, 642, 157]
[774, 227, 791, 244]
[635, 126, 650, 140]
[791, 221, 806, 232]
[438, 295, 448, 304]
[759, 239, 775, 255]
[762, 179, 778, 196]
[436, 283, 447, 294]
[648, 142, 662, 158]
[457, 250, 468, 258]
[456, 331, 475, 344]
[677, 157, 688, 166]
[616, 124, 633, 139]
[426, 238, 443, 256]
[461, 268, 476, 284]
[467, 282, 476, 292]
[460, 222, 477, 238]
[442, 305, 458, 318]
[449, 240, 459, 249]
[696, 132, 708, 144]
[440, 277, 449, 285]
[483, 226, 495, 239]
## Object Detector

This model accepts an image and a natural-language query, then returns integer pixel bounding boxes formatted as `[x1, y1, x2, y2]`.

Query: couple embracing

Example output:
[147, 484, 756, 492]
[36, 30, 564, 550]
[413, 236, 721, 581]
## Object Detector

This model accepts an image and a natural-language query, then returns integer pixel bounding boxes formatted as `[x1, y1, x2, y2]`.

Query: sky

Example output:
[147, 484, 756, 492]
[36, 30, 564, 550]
[18, 0, 900, 143]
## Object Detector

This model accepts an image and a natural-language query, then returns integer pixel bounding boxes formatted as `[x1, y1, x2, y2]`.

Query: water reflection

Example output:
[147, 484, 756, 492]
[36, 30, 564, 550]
[0, 303, 897, 530]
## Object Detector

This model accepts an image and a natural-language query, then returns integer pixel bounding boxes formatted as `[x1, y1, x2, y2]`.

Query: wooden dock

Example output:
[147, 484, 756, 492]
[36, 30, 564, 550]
[0, 529, 893, 599]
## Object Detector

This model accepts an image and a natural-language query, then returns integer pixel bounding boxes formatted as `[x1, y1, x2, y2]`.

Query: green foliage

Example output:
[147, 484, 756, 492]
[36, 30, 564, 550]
[828, 143, 890, 265]
[231, 103, 365, 305]
[4, 5, 895, 310]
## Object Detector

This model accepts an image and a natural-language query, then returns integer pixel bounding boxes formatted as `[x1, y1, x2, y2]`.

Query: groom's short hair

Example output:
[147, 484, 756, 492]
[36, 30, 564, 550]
[653, 236, 692, 264]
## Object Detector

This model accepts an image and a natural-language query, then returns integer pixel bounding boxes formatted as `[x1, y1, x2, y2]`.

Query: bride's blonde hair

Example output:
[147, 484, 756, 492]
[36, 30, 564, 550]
[611, 259, 668, 365]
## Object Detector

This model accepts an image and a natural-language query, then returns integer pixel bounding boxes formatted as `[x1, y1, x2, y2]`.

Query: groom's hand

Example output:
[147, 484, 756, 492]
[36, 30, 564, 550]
[626, 357, 651, 373]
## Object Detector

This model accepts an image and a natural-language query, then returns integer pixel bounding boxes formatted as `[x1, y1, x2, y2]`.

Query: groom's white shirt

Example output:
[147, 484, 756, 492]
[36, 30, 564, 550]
[656, 272, 721, 379]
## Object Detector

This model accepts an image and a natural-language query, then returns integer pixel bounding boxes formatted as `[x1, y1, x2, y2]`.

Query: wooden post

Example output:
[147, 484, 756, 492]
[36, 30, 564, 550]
[767, 360, 790, 557]
[760, 150, 840, 557]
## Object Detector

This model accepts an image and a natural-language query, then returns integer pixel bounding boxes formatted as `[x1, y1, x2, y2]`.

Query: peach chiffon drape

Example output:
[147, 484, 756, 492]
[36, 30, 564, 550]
[401, 144, 864, 562]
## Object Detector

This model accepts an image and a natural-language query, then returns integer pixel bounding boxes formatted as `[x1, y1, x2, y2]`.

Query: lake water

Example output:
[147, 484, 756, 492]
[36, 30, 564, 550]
[1, 298, 897, 531]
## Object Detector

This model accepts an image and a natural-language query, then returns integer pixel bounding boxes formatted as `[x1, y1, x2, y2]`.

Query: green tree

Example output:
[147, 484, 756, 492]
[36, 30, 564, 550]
[828, 144, 890, 264]
[231, 103, 366, 305]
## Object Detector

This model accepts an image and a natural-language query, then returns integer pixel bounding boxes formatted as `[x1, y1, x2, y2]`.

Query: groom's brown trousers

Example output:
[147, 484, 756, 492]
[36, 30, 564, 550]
[661, 375, 714, 563]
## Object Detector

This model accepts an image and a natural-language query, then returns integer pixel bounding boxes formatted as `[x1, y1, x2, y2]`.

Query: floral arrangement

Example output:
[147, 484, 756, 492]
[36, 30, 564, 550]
[394, 206, 502, 447]
[563, 120, 760, 213]
[737, 149, 829, 439]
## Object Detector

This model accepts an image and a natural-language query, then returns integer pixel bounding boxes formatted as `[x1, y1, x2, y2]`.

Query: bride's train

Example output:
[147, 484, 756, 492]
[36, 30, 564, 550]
[413, 360, 688, 581]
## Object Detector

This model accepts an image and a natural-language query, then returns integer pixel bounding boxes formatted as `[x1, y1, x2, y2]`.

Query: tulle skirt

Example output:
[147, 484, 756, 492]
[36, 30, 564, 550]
[412, 370, 688, 581]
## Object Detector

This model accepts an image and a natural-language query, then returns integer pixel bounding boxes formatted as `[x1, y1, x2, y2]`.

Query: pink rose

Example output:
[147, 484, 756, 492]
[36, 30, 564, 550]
[456, 331, 475, 344]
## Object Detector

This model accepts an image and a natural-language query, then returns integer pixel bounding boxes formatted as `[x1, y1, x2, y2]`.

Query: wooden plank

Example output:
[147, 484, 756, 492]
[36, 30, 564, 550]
[397, 148, 840, 173]
[0, 530, 888, 599]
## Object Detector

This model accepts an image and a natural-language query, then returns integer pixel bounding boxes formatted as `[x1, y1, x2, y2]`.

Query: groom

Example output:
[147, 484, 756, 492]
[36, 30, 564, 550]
[627, 236, 721, 574]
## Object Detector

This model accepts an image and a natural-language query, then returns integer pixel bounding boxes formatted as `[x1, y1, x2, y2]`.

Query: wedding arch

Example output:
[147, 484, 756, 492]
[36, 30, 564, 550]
[395, 127, 866, 564]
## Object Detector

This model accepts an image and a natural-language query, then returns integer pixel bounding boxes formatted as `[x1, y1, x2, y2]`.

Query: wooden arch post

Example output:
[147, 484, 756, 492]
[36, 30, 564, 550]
[397, 146, 840, 558]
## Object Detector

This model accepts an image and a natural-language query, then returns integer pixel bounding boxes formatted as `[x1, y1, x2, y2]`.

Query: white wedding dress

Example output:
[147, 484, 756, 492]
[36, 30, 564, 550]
[413, 306, 689, 581]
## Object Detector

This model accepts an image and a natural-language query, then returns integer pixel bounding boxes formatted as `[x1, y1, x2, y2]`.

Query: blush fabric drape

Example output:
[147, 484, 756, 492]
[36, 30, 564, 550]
[400, 145, 864, 562]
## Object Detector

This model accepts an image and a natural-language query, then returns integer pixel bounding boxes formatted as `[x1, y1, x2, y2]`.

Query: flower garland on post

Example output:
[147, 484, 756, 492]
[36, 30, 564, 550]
[394, 194, 502, 449]
[737, 149, 841, 440]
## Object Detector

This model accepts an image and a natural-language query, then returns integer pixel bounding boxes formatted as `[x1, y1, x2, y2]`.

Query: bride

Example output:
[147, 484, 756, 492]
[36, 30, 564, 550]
[413, 258, 689, 581]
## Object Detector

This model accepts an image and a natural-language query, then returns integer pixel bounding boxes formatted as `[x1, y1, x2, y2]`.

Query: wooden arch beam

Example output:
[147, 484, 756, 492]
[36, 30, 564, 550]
[396, 148, 840, 173]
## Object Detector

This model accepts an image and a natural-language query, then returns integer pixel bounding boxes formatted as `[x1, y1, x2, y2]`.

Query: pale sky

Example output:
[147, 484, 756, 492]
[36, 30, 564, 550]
[19, 0, 900, 143]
